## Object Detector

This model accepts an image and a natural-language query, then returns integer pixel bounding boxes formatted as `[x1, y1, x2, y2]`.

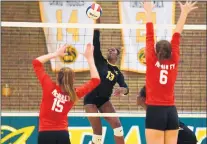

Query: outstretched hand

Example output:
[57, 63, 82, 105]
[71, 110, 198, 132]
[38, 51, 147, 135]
[143, 0, 155, 14]
[55, 44, 68, 57]
[142, 0, 155, 22]
[179, 1, 198, 15]
[81, 43, 94, 60]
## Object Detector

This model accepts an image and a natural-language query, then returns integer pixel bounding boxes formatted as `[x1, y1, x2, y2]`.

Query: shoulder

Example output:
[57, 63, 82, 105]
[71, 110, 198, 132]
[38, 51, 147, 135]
[112, 66, 121, 74]
[47, 82, 57, 91]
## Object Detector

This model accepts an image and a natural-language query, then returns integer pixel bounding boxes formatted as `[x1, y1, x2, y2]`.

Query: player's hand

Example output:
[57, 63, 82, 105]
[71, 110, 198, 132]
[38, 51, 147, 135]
[112, 87, 126, 97]
[179, 1, 198, 15]
[81, 43, 94, 59]
[96, 18, 101, 24]
[143, 0, 155, 13]
[55, 44, 68, 57]
[137, 96, 145, 106]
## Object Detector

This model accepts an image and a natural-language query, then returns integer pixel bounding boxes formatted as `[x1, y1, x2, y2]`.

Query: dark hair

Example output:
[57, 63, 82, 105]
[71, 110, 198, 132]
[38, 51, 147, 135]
[57, 67, 77, 102]
[156, 40, 171, 60]
[116, 48, 120, 56]
[139, 85, 146, 98]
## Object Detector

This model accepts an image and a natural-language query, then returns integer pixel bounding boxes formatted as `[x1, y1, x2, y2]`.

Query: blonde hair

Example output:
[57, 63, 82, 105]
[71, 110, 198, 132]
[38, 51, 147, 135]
[57, 67, 77, 102]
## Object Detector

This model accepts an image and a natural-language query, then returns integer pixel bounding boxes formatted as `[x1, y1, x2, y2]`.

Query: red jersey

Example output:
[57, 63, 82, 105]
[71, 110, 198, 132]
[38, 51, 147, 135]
[145, 23, 180, 106]
[32, 59, 100, 131]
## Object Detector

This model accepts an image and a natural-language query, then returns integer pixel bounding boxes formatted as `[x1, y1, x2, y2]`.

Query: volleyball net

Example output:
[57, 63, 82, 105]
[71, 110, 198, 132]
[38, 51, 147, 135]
[1, 22, 206, 116]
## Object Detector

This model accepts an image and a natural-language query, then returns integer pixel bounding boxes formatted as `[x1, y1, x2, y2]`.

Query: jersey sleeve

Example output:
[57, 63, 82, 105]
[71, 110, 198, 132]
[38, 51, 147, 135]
[75, 78, 100, 98]
[146, 23, 156, 62]
[171, 33, 180, 63]
[117, 71, 129, 95]
[93, 30, 105, 63]
[32, 59, 54, 90]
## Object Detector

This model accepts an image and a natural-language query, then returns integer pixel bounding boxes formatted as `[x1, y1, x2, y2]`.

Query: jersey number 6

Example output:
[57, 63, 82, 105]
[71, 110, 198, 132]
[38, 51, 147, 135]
[51, 98, 65, 112]
[160, 70, 168, 85]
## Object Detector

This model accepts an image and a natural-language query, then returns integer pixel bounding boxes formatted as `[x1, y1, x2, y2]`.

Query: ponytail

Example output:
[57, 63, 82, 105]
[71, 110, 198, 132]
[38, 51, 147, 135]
[58, 68, 77, 102]
[156, 40, 172, 61]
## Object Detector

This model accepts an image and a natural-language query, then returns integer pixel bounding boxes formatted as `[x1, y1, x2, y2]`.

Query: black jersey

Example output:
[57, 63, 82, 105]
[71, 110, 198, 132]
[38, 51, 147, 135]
[86, 30, 128, 98]
[178, 122, 197, 144]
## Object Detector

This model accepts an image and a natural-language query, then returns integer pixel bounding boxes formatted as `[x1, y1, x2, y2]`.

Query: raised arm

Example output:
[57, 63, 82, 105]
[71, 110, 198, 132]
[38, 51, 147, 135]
[32, 59, 53, 88]
[172, 1, 197, 62]
[76, 78, 100, 98]
[76, 43, 101, 98]
[174, 1, 198, 34]
[32, 44, 67, 88]
[143, 1, 156, 60]
[93, 19, 105, 62]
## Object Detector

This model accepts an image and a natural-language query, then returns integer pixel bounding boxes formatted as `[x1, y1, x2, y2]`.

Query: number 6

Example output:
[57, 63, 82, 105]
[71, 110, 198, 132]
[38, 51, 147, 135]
[160, 70, 168, 84]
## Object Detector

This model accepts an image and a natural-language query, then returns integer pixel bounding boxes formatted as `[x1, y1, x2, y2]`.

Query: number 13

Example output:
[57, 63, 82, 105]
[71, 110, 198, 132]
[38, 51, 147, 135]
[159, 70, 168, 85]
[106, 71, 115, 81]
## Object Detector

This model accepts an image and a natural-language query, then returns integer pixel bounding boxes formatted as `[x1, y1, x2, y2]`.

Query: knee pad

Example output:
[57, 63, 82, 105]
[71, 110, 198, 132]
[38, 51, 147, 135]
[113, 126, 124, 137]
[92, 134, 102, 144]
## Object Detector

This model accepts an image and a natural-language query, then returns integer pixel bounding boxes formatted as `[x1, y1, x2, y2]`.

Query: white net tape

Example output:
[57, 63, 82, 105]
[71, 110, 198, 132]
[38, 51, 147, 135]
[2, 112, 206, 118]
[1, 22, 206, 30]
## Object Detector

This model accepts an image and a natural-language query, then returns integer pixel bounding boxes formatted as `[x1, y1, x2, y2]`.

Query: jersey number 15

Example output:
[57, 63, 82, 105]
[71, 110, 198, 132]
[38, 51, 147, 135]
[160, 70, 168, 85]
[51, 98, 65, 112]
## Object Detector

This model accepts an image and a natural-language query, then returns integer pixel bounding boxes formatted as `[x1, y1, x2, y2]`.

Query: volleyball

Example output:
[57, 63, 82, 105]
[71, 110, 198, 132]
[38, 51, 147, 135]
[86, 3, 102, 20]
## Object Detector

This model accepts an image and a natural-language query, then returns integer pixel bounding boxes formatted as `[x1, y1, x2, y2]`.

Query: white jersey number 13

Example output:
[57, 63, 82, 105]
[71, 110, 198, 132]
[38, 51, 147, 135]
[159, 70, 168, 85]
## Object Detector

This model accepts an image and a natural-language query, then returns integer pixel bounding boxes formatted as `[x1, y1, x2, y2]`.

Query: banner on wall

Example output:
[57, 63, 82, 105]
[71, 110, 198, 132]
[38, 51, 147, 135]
[1, 114, 206, 144]
[39, 1, 94, 72]
[119, 1, 175, 73]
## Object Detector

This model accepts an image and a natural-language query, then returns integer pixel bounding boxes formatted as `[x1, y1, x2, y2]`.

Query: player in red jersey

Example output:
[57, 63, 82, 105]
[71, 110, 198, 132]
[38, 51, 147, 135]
[137, 85, 198, 144]
[143, 1, 197, 144]
[32, 43, 100, 144]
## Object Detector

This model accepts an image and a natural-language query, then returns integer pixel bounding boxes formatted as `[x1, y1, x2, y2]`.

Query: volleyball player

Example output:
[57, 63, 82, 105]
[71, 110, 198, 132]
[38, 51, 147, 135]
[33, 43, 100, 144]
[84, 19, 129, 144]
[143, 1, 197, 144]
[137, 85, 198, 144]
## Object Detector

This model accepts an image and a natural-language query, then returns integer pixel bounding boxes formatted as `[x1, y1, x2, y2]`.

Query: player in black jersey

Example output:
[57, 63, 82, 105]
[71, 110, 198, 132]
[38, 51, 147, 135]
[137, 85, 198, 144]
[84, 19, 129, 144]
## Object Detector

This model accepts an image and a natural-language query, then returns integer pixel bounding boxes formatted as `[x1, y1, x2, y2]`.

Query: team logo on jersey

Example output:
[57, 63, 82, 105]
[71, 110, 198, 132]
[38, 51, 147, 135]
[61, 45, 78, 64]
[137, 48, 146, 65]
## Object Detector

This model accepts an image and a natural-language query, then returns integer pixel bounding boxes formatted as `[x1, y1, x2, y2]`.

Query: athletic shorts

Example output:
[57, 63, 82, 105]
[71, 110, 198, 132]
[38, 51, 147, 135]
[177, 122, 197, 144]
[84, 95, 109, 108]
[146, 105, 179, 131]
[38, 130, 71, 144]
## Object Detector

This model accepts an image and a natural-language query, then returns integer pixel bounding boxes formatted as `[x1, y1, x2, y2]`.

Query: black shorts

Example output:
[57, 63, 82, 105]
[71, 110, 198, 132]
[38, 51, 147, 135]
[84, 95, 109, 108]
[177, 122, 197, 144]
[146, 105, 179, 131]
[38, 130, 71, 144]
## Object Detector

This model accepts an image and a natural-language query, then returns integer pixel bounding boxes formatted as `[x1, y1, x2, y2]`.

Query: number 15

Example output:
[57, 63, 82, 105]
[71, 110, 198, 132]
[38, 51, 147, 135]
[51, 98, 65, 112]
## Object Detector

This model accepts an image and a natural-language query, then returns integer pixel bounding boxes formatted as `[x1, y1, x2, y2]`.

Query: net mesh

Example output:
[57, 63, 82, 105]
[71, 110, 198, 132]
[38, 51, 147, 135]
[1, 26, 206, 113]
